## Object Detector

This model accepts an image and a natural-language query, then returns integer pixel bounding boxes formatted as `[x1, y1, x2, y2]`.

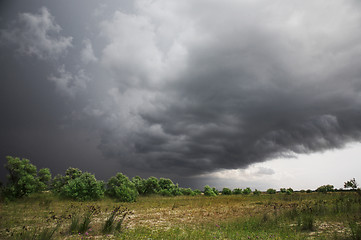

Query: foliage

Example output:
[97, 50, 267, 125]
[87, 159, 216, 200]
[3, 156, 46, 199]
[232, 188, 243, 195]
[144, 177, 161, 195]
[221, 188, 232, 195]
[102, 206, 130, 234]
[253, 189, 261, 195]
[204, 185, 217, 196]
[242, 187, 252, 195]
[344, 178, 358, 190]
[212, 187, 219, 195]
[280, 188, 286, 193]
[38, 168, 52, 191]
[132, 176, 146, 195]
[316, 184, 334, 193]
[266, 188, 276, 194]
[180, 188, 195, 196]
[106, 173, 138, 202]
[60, 172, 105, 201]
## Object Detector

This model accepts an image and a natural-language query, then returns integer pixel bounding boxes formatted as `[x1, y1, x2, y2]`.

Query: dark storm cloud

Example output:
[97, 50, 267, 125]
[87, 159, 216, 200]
[93, 0, 361, 177]
[1, 0, 361, 185]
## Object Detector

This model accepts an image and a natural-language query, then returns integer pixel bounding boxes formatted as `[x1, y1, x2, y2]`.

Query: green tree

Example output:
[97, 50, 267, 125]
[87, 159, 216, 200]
[253, 189, 261, 195]
[60, 172, 105, 201]
[132, 176, 146, 195]
[222, 188, 232, 195]
[38, 168, 51, 191]
[3, 156, 43, 198]
[106, 173, 138, 202]
[344, 178, 358, 190]
[242, 187, 252, 195]
[232, 188, 243, 195]
[204, 185, 216, 196]
[316, 185, 334, 194]
[266, 188, 276, 194]
[144, 177, 160, 195]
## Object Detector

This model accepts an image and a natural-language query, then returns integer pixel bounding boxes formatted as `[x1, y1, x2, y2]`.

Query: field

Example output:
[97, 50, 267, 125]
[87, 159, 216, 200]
[1, 191, 361, 239]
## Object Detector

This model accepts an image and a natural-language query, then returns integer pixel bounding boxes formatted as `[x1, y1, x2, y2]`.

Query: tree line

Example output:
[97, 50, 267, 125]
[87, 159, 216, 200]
[0, 156, 358, 202]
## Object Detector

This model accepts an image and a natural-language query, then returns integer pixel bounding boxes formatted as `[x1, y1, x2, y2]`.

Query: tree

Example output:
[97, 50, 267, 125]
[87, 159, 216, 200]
[232, 188, 243, 195]
[344, 178, 358, 190]
[253, 189, 261, 195]
[38, 168, 51, 191]
[3, 156, 43, 198]
[316, 185, 334, 193]
[60, 172, 105, 201]
[242, 187, 252, 195]
[106, 173, 138, 202]
[132, 176, 146, 195]
[221, 188, 232, 195]
[204, 185, 216, 196]
[280, 188, 286, 193]
[266, 188, 276, 194]
[144, 177, 160, 195]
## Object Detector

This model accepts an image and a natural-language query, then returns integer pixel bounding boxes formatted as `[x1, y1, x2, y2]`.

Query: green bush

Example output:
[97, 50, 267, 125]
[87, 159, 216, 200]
[144, 177, 161, 195]
[222, 188, 232, 195]
[316, 185, 334, 193]
[180, 188, 194, 196]
[60, 172, 105, 201]
[243, 187, 252, 195]
[159, 189, 172, 196]
[3, 156, 47, 199]
[204, 185, 217, 196]
[106, 173, 138, 202]
[253, 189, 261, 195]
[266, 188, 276, 194]
[132, 176, 146, 195]
[232, 188, 243, 195]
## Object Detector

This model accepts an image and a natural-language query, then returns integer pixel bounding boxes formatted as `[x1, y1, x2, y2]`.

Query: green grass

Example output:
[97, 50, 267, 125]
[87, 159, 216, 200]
[0, 191, 360, 239]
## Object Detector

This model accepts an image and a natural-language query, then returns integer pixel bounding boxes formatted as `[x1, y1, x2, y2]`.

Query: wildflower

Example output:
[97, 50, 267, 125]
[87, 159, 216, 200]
[216, 224, 220, 228]
[85, 232, 89, 236]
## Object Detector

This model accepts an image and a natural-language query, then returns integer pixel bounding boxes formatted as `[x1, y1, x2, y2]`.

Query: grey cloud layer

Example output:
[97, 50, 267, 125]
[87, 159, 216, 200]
[2, 0, 361, 180]
[86, 0, 361, 176]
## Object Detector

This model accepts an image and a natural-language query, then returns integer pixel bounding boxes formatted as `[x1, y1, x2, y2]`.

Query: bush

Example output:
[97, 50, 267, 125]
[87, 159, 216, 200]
[180, 188, 194, 196]
[144, 177, 161, 195]
[243, 187, 252, 195]
[266, 188, 276, 194]
[193, 189, 202, 195]
[38, 168, 51, 191]
[132, 176, 146, 195]
[204, 185, 217, 196]
[232, 188, 243, 195]
[253, 189, 261, 195]
[60, 172, 105, 201]
[222, 188, 232, 195]
[316, 185, 334, 194]
[3, 156, 46, 199]
[159, 189, 172, 196]
[106, 173, 138, 202]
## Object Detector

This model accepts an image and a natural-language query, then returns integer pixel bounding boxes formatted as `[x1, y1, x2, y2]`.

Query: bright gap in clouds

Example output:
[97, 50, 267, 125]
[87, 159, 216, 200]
[200, 142, 361, 191]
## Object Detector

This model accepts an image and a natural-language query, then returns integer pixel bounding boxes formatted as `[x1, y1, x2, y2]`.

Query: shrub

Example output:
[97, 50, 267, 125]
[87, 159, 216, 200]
[204, 185, 217, 196]
[38, 168, 51, 191]
[253, 189, 261, 195]
[243, 187, 252, 195]
[212, 187, 219, 195]
[159, 189, 172, 196]
[106, 173, 138, 202]
[132, 176, 146, 195]
[3, 156, 45, 199]
[316, 185, 334, 194]
[221, 188, 232, 195]
[143, 177, 160, 195]
[180, 188, 194, 196]
[232, 188, 243, 195]
[266, 188, 276, 194]
[60, 172, 105, 201]
[280, 188, 286, 193]
[193, 189, 202, 195]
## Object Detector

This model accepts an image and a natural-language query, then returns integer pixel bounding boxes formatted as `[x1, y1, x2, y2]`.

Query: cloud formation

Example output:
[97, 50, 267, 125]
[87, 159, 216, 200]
[0, 7, 72, 59]
[87, 0, 361, 177]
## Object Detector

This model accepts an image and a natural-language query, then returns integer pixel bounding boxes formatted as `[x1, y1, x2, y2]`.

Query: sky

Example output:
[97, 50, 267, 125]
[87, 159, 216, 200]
[1, 0, 361, 190]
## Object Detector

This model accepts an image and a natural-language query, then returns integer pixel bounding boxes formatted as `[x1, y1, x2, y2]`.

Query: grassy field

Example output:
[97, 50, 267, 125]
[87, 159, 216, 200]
[1, 191, 361, 239]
